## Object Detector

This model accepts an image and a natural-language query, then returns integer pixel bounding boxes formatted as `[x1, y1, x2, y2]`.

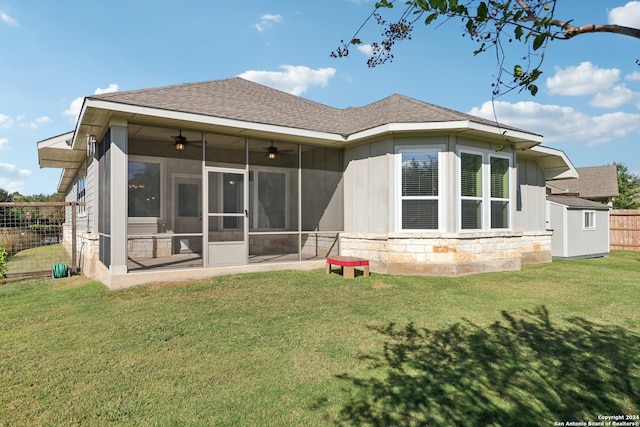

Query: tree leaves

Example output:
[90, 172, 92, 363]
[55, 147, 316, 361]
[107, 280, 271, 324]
[533, 33, 547, 50]
[332, 0, 572, 97]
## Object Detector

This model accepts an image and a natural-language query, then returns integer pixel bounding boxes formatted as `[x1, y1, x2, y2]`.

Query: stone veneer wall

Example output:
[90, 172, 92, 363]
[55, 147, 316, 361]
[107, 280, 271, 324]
[62, 225, 100, 277]
[340, 231, 552, 277]
[128, 236, 173, 259]
[519, 231, 552, 264]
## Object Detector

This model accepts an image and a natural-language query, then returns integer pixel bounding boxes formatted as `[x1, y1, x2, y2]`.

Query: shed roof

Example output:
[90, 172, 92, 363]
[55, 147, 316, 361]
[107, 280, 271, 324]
[547, 195, 610, 210]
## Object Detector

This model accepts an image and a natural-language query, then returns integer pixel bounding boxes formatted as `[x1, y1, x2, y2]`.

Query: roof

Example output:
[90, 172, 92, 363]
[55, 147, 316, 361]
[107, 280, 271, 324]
[547, 195, 610, 210]
[39, 77, 568, 193]
[547, 165, 619, 199]
[89, 77, 531, 137]
[520, 145, 578, 180]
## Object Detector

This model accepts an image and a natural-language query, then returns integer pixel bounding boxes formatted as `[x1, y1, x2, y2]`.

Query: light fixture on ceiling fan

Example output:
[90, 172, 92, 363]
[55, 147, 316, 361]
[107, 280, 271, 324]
[267, 142, 278, 159]
[173, 130, 188, 151]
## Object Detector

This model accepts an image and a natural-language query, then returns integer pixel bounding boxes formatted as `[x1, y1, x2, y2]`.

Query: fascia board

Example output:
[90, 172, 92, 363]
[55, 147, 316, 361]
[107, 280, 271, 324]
[37, 131, 75, 150]
[465, 121, 543, 144]
[345, 120, 543, 145]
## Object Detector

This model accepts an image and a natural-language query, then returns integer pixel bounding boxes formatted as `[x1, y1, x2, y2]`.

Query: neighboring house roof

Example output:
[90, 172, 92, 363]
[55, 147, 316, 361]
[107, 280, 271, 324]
[546, 165, 619, 199]
[547, 195, 610, 210]
[89, 77, 531, 137]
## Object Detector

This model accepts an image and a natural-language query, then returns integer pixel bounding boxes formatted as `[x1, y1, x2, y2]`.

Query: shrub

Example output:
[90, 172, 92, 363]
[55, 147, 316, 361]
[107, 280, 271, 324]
[0, 229, 8, 277]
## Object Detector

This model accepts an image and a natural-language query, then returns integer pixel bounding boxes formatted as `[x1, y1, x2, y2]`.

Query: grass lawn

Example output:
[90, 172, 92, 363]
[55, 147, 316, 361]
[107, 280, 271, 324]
[4, 244, 71, 276]
[1, 251, 639, 426]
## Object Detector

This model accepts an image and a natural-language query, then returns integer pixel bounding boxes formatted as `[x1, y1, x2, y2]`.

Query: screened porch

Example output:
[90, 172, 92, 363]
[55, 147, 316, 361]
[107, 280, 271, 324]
[123, 125, 344, 271]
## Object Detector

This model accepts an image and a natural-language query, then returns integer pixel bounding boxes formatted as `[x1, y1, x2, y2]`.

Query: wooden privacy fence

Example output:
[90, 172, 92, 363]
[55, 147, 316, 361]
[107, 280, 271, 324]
[0, 202, 78, 279]
[610, 209, 640, 251]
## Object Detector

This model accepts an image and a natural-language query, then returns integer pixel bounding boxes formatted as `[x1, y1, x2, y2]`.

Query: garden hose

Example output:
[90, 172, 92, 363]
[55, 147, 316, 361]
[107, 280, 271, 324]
[52, 263, 68, 279]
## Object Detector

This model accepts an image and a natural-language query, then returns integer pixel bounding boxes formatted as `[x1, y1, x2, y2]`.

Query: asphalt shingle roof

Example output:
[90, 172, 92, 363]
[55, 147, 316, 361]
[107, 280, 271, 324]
[90, 77, 530, 137]
[547, 165, 619, 199]
[547, 195, 610, 209]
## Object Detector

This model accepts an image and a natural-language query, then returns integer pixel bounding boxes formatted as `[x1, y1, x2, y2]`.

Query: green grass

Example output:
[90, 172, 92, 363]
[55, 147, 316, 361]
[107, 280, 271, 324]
[1, 251, 639, 426]
[4, 243, 71, 275]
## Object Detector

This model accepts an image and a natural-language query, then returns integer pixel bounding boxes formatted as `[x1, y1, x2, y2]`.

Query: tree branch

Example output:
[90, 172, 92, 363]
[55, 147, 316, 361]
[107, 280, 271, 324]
[563, 23, 640, 39]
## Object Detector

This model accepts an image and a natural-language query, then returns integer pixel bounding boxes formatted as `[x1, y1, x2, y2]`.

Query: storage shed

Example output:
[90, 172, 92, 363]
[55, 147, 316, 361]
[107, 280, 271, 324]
[546, 195, 610, 259]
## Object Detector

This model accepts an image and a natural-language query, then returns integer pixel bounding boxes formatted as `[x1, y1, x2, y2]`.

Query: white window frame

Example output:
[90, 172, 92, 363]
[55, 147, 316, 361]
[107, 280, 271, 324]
[127, 155, 165, 222]
[395, 145, 444, 232]
[489, 153, 512, 230]
[458, 148, 513, 232]
[458, 149, 485, 231]
[583, 210, 596, 230]
[76, 175, 87, 217]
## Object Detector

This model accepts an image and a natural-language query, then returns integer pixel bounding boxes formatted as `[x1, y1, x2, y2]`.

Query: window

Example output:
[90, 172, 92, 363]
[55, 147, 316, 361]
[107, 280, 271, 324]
[584, 211, 596, 229]
[128, 160, 161, 218]
[490, 156, 510, 229]
[459, 150, 511, 231]
[399, 148, 439, 230]
[460, 152, 483, 229]
[76, 176, 86, 216]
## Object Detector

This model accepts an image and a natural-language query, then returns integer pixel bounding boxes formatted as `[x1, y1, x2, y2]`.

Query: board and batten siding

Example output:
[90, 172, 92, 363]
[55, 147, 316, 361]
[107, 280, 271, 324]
[515, 158, 547, 232]
[343, 139, 394, 234]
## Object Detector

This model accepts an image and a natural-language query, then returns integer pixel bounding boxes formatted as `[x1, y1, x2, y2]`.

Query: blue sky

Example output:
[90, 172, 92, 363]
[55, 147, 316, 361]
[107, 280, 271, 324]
[1, 0, 640, 195]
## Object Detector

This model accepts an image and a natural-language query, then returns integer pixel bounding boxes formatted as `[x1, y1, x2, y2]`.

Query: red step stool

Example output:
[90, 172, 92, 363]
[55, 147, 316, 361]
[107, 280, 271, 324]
[326, 256, 370, 278]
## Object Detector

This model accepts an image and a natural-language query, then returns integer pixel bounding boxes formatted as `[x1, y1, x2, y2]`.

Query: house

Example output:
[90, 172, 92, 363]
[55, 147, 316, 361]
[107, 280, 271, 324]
[547, 165, 619, 205]
[37, 77, 577, 288]
[545, 165, 616, 259]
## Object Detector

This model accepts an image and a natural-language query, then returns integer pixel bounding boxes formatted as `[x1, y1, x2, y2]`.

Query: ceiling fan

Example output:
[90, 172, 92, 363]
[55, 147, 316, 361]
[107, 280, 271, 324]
[171, 130, 204, 151]
[264, 141, 294, 159]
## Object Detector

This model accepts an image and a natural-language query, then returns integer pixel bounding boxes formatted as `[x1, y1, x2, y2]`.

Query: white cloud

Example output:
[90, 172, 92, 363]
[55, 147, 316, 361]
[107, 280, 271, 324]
[0, 113, 13, 128]
[238, 65, 336, 96]
[469, 100, 640, 146]
[0, 162, 31, 177]
[255, 13, 283, 32]
[590, 84, 640, 108]
[626, 71, 640, 81]
[546, 62, 620, 96]
[94, 83, 119, 95]
[0, 10, 17, 26]
[357, 44, 374, 56]
[608, 1, 640, 28]
[19, 116, 52, 129]
[0, 138, 8, 150]
[0, 177, 23, 193]
[63, 98, 84, 118]
[64, 84, 119, 119]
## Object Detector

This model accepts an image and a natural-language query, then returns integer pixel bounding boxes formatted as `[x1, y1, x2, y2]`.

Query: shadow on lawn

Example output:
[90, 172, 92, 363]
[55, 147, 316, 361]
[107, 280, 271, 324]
[335, 306, 640, 427]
